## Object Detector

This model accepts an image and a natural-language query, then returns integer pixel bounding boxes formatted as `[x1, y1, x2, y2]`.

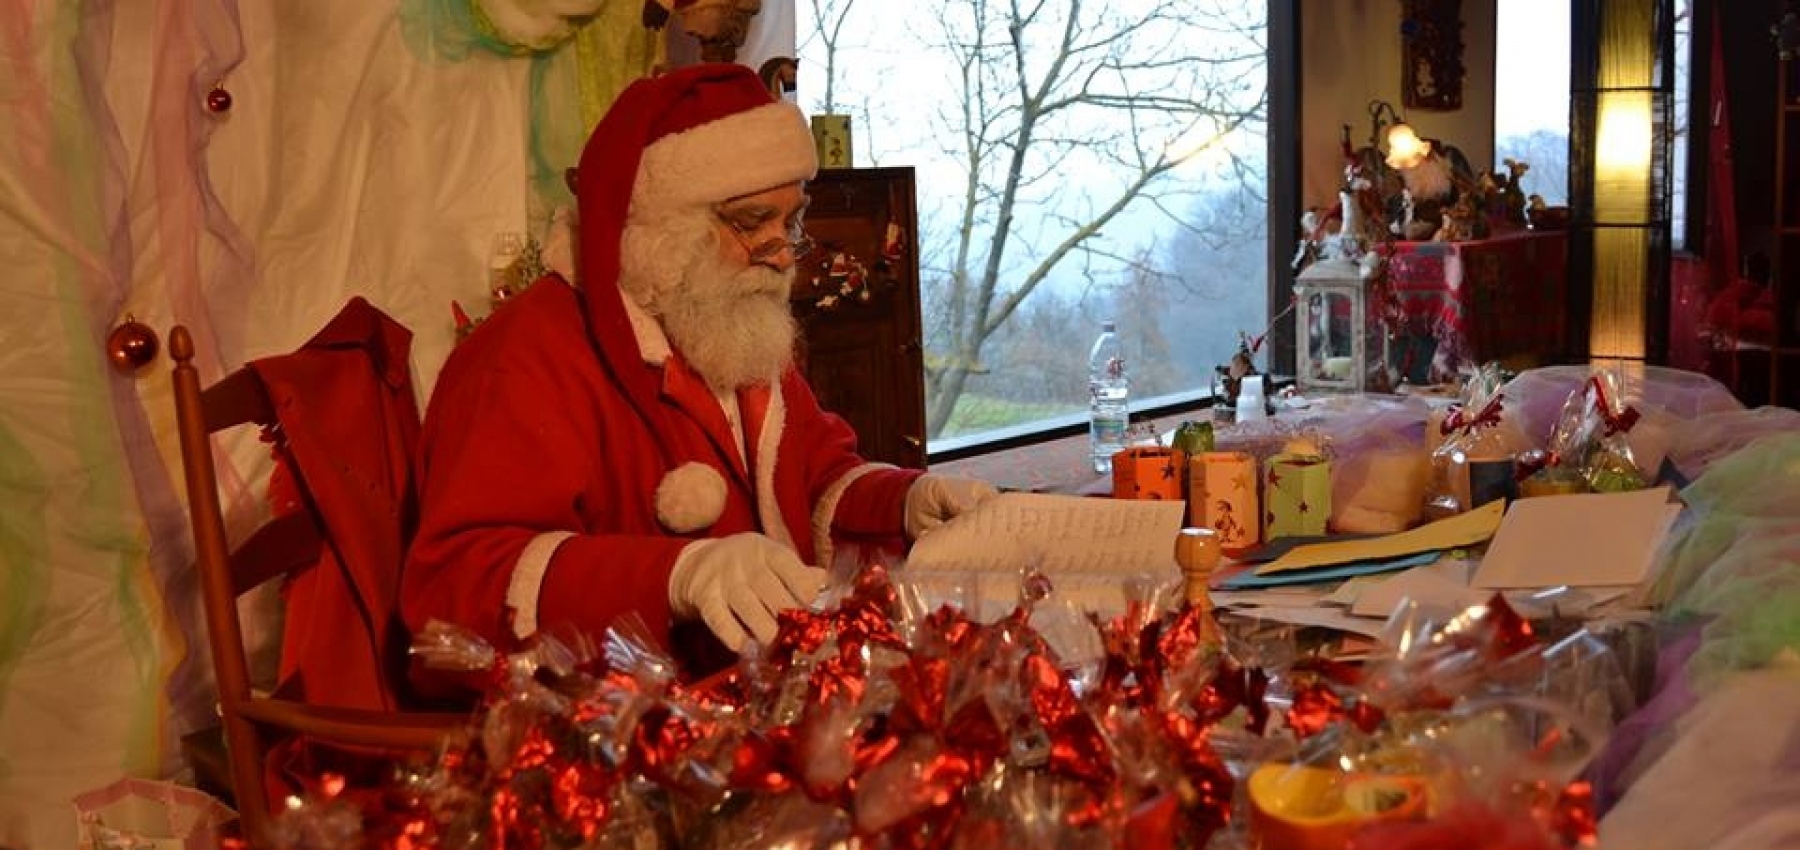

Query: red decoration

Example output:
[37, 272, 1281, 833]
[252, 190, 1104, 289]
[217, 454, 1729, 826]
[271, 567, 1597, 850]
[105, 315, 159, 374]
[451, 300, 475, 341]
[205, 86, 232, 114]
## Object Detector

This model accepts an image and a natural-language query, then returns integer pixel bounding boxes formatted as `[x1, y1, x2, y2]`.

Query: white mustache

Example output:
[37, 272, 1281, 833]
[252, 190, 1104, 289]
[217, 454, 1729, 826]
[736, 267, 794, 298]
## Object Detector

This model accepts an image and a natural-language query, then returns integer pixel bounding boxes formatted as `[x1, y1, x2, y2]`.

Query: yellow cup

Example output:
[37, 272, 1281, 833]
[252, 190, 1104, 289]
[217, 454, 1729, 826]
[1247, 763, 1430, 850]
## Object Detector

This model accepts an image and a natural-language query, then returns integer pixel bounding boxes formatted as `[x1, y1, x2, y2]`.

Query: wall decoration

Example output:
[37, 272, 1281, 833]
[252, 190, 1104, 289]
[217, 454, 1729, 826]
[1401, 0, 1465, 111]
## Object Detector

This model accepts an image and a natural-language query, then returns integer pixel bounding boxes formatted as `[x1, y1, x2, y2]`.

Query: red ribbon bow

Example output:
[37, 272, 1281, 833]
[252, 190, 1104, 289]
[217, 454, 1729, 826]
[1587, 376, 1640, 436]
[1441, 392, 1506, 436]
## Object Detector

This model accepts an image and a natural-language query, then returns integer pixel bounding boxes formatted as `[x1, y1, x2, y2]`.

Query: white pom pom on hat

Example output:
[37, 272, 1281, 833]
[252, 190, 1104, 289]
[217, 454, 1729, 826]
[655, 461, 728, 533]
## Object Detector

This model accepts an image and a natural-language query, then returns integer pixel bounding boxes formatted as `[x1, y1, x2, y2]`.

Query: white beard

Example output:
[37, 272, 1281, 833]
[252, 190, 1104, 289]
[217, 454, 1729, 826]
[619, 211, 799, 392]
[1399, 152, 1454, 201]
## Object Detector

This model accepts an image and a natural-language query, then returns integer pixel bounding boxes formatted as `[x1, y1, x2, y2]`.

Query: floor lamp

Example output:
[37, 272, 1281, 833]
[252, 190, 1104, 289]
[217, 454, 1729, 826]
[1569, 0, 1675, 366]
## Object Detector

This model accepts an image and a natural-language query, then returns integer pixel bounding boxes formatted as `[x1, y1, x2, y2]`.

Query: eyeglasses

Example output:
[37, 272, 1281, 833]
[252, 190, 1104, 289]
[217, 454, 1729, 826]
[716, 208, 815, 262]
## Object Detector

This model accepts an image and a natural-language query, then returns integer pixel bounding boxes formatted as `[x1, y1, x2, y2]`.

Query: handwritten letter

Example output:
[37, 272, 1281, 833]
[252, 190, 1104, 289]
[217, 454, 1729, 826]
[905, 493, 1187, 574]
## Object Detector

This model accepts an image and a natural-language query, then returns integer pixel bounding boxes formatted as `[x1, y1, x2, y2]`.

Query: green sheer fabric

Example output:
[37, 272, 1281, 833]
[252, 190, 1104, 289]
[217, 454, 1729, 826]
[1658, 433, 1800, 685]
[400, 0, 662, 229]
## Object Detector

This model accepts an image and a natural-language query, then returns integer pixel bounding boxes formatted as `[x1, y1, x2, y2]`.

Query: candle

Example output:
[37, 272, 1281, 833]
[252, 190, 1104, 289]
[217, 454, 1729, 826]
[1189, 451, 1260, 554]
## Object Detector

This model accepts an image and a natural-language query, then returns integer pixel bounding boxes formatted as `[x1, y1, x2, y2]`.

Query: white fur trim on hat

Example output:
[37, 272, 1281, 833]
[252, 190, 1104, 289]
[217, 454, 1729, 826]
[506, 530, 576, 639]
[656, 461, 728, 533]
[631, 101, 819, 216]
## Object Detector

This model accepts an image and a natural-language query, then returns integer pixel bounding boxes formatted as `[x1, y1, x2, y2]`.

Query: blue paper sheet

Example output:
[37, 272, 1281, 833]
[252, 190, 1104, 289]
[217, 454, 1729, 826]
[1217, 550, 1443, 589]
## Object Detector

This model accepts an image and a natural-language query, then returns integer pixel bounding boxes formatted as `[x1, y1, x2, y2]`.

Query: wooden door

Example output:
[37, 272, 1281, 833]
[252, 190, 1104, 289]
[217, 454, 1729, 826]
[790, 168, 927, 469]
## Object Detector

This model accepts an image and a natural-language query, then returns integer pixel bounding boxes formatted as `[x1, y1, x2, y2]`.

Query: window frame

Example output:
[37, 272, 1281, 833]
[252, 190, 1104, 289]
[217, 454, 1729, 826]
[917, 0, 1301, 464]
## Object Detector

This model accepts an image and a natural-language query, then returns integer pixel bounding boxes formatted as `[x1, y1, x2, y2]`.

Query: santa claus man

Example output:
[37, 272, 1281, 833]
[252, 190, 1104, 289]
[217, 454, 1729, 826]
[404, 64, 995, 676]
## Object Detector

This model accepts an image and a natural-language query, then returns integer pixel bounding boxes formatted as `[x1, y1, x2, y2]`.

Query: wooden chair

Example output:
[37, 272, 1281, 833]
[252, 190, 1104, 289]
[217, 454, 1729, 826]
[169, 326, 467, 843]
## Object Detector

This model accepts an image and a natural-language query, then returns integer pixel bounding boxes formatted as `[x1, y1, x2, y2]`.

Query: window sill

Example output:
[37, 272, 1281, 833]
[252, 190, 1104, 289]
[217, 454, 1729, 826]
[927, 392, 1243, 495]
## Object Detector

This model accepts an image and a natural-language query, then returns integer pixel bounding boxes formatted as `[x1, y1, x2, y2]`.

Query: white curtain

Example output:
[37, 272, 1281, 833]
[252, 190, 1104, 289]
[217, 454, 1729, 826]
[0, 1, 791, 844]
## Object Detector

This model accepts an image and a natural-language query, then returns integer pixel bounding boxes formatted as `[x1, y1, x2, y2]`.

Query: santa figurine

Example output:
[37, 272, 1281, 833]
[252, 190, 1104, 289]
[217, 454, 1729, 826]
[882, 221, 905, 262]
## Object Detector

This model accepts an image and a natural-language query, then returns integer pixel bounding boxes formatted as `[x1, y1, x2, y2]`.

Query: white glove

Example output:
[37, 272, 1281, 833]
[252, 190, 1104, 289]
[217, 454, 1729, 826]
[904, 474, 1000, 540]
[667, 533, 825, 651]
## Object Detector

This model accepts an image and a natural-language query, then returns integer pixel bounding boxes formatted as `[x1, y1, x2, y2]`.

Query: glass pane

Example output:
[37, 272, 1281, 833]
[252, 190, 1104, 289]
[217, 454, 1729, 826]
[797, 1, 1271, 450]
[1671, 0, 1691, 248]
[1495, 0, 1571, 207]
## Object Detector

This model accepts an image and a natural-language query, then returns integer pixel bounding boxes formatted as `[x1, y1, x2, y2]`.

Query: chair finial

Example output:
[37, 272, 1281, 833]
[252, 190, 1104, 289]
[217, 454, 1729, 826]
[170, 326, 194, 364]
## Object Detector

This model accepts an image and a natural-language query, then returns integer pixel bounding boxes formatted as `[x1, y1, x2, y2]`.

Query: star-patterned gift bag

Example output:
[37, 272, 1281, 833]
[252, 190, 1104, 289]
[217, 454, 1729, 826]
[1189, 451, 1261, 554]
[1111, 446, 1184, 501]
[1263, 453, 1332, 540]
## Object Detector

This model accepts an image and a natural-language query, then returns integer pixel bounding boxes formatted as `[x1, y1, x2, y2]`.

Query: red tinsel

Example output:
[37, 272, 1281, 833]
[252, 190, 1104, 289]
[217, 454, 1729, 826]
[271, 567, 1602, 850]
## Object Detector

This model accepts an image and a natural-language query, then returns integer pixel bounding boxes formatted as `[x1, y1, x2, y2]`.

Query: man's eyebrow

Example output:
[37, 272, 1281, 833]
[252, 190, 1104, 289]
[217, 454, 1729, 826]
[720, 204, 777, 221]
[719, 199, 810, 223]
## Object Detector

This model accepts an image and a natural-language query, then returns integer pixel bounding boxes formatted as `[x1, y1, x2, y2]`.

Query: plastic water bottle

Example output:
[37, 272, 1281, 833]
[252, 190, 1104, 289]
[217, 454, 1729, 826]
[1088, 321, 1130, 473]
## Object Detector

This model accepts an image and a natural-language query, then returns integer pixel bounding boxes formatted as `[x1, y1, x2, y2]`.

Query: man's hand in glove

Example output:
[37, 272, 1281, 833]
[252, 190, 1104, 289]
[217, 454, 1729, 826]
[903, 474, 1000, 540]
[667, 533, 824, 650]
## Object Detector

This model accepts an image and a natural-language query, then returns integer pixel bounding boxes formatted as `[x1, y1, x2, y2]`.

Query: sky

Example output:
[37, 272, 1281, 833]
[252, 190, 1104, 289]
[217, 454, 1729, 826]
[1494, 0, 1574, 137]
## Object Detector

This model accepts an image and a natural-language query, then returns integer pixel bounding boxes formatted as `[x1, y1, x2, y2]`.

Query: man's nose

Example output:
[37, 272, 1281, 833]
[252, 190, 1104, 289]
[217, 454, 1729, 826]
[755, 241, 799, 272]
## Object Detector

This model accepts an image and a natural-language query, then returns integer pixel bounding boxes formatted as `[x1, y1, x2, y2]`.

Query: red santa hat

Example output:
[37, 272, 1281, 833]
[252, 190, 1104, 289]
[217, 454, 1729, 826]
[576, 63, 816, 283]
[573, 63, 817, 399]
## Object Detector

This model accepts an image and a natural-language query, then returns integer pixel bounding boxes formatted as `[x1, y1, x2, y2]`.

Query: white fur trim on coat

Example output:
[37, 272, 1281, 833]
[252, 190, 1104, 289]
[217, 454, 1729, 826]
[811, 462, 898, 572]
[631, 101, 818, 216]
[656, 462, 728, 533]
[506, 530, 576, 639]
[754, 378, 793, 551]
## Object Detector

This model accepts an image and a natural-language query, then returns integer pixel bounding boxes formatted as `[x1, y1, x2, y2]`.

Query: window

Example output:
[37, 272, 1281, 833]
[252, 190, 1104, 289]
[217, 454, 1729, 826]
[1671, 0, 1692, 250]
[1495, 0, 1571, 207]
[797, 1, 1271, 453]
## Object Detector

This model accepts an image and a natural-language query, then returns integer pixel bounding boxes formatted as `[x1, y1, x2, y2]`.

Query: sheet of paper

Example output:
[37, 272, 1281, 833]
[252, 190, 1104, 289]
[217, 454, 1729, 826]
[1227, 551, 1442, 587]
[1351, 558, 1479, 617]
[1507, 585, 1638, 618]
[1471, 487, 1681, 589]
[905, 492, 1187, 574]
[1210, 586, 1340, 609]
[1323, 574, 1389, 607]
[1255, 499, 1505, 575]
[1218, 605, 1388, 638]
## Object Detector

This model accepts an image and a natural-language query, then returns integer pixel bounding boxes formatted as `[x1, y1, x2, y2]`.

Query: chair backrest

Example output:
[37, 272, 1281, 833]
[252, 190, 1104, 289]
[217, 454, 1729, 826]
[169, 326, 316, 834]
[169, 324, 465, 844]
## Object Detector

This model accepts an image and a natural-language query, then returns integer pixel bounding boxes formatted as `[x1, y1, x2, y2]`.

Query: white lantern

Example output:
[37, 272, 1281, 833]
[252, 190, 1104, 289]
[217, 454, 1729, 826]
[1293, 255, 1390, 393]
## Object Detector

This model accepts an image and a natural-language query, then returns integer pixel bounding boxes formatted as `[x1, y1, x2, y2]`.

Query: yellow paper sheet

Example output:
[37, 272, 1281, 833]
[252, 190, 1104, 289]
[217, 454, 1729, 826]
[1254, 499, 1506, 575]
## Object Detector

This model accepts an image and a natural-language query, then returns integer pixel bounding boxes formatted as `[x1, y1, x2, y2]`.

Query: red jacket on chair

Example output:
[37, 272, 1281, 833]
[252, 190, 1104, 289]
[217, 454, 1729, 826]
[248, 297, 421, 712]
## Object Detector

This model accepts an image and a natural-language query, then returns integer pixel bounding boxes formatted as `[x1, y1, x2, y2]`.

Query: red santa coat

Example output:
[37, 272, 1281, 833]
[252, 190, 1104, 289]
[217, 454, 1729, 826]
[402, 276, 920, 675]
[249, 296, 420, 712]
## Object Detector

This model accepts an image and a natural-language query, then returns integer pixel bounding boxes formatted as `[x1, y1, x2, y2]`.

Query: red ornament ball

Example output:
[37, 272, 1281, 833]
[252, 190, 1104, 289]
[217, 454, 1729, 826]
[205, 86, 233, 114]
[107, 317, 160, 375]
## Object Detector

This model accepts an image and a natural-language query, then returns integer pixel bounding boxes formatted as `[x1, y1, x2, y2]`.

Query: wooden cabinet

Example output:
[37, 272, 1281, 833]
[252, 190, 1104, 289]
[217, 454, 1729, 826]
[790, 168, 928, 469]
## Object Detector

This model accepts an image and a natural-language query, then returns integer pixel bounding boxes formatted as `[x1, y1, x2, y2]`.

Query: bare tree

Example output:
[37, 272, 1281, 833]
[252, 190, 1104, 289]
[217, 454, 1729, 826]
[801, 0, 859, 113]
[914, 0, 1267, 437]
